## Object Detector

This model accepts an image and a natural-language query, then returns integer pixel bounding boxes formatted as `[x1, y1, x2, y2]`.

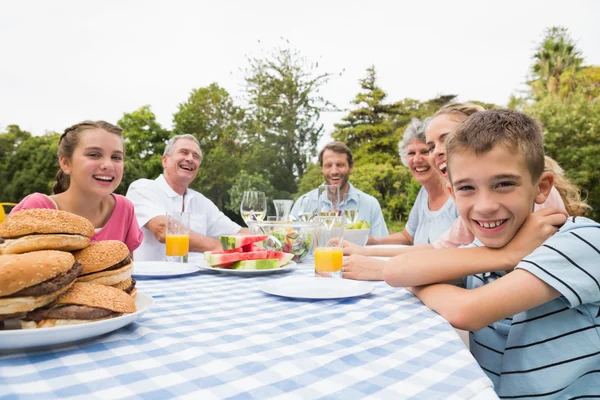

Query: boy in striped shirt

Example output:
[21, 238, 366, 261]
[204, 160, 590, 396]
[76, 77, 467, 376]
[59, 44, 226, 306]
[384, 109, 600, 399]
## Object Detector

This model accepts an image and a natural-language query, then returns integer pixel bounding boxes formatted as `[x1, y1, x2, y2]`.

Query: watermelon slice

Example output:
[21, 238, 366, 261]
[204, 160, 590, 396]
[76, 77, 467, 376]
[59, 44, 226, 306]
[220, 234, 268, 251]
[209, 250, 268, 267]
[209, 252, 241, 267]
[232, 259, 280, 270]
[241, 243, 265, 252]
[265, 250, 294, 267]
[204, 247, 243, 261]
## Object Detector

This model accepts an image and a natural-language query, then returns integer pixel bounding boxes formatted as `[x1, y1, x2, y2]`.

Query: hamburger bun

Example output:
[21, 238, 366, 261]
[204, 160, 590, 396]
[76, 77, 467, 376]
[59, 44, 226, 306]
[73, 241, 130, 275]
[74, 241, 132, 286]
[22, 282, 136, 328]
[0, 209, 94, 254]
[0, 251, 81, 316]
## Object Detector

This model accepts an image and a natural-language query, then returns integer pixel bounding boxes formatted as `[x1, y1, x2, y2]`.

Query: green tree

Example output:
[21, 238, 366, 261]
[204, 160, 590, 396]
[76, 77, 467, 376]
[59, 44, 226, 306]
[1, 132, 59, 202]
[531, 26, 583, 98]
[525, 93, 600, 219]
[173, 83, 246, 210]
[244, 43, 335, 194]
[332, 66, 405, 165]
[118, 105, 171, 194]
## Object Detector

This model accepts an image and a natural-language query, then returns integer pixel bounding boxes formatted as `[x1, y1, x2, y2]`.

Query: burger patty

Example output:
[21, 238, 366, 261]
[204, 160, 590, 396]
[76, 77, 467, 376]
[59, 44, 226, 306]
[0, 238, 4, 244]
[25, 305, 117, 321]
[4, 262, 82, 298]
[124, 278, 136, 294]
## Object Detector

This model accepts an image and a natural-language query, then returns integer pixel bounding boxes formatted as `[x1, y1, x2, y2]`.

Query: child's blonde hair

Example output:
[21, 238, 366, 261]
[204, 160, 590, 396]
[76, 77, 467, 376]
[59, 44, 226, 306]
[544, 156, 591, 216]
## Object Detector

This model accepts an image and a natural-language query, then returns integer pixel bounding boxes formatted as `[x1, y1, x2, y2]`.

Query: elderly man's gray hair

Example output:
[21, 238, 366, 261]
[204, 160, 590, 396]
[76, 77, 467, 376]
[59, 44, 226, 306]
[398, 118, 430, 167]
[163, 134, 203, 163]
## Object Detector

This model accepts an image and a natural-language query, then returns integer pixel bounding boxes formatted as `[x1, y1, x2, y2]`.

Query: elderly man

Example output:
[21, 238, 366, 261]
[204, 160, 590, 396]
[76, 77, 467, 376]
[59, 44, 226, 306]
[290, 141, 388, 237]
[126, 134, 246, 261]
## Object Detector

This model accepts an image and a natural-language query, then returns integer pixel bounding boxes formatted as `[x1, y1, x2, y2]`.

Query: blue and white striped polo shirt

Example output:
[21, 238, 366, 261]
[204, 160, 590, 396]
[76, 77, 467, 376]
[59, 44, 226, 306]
[465, 217, 600, 399]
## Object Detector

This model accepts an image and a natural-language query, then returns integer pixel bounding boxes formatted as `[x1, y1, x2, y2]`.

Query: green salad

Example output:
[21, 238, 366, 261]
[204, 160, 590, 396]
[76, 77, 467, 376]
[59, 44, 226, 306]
[269, 227, 313, 262]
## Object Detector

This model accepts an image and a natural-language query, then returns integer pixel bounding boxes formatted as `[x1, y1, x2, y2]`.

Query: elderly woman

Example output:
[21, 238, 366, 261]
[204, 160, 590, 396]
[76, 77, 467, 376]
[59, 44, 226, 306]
[342, 118, 458, 280]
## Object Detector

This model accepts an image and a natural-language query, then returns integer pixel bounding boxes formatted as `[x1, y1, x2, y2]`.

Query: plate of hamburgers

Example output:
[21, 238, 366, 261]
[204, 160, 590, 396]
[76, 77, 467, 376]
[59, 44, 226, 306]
[0, 250, 152, 351]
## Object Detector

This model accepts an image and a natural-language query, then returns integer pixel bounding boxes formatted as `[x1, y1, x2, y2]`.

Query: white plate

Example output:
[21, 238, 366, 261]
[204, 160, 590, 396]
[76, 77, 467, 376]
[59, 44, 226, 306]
[133, 261, 201, 278]
[259, 276, 374, 300]
[196, 260, 297, 276]
[0, 292, 153, 352]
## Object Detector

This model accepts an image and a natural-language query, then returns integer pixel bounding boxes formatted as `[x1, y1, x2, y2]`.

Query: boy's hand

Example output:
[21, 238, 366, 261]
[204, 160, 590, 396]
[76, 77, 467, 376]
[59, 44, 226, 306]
[342, 255, 384, 280]
[506, 207, 568, 261]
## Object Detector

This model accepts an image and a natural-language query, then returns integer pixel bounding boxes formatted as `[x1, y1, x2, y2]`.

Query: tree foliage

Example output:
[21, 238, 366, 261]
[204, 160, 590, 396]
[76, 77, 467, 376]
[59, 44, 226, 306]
[173, 83, 246, 210]
[244, 42, 335, 194]
[0, 128, 59, 202]
[118, 105, 171, 195]
[522, 26, 600, 219]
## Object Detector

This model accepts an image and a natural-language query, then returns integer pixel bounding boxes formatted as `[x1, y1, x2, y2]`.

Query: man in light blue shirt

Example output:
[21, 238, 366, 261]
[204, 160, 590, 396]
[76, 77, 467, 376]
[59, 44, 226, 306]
[290, 141, 388, 237]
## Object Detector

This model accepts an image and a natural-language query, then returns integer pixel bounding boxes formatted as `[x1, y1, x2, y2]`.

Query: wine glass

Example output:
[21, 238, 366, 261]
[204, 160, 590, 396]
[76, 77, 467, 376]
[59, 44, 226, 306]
[240, 191, 267, 226]
[317, 185, 340, 216]
[343, 193, 359, 225]
[297, 195, 317, 222]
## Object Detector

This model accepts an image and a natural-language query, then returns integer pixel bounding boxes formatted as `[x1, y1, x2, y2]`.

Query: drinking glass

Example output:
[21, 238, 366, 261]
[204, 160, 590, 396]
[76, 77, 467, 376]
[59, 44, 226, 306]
[314, 215, 344, 278]
[273, 199, 294, 221]
[165, 212, 191, 263]
[317, 185, 340, 216]
[343, 193, 359, 225]
[240, 191, 267, 226]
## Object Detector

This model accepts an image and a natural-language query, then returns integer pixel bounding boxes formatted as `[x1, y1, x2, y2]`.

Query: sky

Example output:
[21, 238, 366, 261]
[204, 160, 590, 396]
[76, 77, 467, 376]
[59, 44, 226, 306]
[1, 0, 599, 149]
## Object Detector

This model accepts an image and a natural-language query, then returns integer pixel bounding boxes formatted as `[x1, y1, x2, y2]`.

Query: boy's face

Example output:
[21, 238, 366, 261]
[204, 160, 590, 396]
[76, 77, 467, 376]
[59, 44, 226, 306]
[448, 146, 550, 248]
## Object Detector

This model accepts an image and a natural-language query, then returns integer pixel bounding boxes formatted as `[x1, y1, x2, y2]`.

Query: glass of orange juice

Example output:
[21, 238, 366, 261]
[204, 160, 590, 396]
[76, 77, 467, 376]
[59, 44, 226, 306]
[314, 215, 344, 278]
[165, 212, 190, 263]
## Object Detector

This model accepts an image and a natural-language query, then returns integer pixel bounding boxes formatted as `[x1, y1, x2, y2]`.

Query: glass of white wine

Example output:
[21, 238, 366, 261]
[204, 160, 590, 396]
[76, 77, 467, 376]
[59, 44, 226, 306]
[298, 195, 316, 222]
[240, 191, 267, 226]
[317, 185, 340, 217]
[343, 193, 359, 225]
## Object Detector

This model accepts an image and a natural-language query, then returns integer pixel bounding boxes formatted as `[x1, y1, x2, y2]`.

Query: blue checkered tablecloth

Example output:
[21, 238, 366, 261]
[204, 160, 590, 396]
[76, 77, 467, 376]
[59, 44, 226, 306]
[0, 261, 494, 399]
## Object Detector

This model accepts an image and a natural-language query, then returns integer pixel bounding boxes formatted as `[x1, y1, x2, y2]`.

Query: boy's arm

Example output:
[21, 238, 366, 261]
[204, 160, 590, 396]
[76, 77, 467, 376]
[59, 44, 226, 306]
[383, 208, 567, 287]
[410, 269, 560, 331]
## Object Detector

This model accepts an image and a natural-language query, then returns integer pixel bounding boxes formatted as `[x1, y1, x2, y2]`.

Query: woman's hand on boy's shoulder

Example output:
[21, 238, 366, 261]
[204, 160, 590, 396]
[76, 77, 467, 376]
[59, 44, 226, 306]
[505, 207, 568, 261]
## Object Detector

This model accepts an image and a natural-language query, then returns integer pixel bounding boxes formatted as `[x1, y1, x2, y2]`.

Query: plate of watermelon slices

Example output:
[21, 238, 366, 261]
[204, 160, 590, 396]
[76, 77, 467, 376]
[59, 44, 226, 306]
[196, 234, 299, 276]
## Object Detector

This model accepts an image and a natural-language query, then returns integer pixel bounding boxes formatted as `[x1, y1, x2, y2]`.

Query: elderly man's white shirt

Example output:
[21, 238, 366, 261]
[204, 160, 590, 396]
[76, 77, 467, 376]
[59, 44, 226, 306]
[126, 175, 241, 261]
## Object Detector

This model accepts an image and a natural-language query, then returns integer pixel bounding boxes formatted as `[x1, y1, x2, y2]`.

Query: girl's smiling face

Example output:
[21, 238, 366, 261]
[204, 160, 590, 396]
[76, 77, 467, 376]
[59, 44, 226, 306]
[60, 128, 124, 196]
[425, 114, 465, 182]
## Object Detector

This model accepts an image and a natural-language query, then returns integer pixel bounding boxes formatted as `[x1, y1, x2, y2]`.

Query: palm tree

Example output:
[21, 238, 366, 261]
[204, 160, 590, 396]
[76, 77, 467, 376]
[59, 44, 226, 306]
[532, 27, 583, 96]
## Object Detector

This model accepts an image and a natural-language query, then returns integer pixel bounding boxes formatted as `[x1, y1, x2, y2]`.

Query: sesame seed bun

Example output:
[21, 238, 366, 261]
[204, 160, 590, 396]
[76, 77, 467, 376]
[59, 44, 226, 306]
[0, 251, 80, 316]
[0, 234, 90, 255]
[0, 251, 75, 297]
[0, 209, 94, 239]
[73, 241, 130, 275]
[55, 282, 136, 313]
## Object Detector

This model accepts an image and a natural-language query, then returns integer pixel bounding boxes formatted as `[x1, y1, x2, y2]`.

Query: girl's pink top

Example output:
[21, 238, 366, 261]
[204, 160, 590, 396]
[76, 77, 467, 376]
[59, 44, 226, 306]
[432, 186, 567, 249]
[11, 193, 143, 253]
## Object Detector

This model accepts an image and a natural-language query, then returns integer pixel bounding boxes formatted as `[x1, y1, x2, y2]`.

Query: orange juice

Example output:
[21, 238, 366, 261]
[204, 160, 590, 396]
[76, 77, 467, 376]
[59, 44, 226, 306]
[314, 247, 343, 273]
[166, 234, 189, 256]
